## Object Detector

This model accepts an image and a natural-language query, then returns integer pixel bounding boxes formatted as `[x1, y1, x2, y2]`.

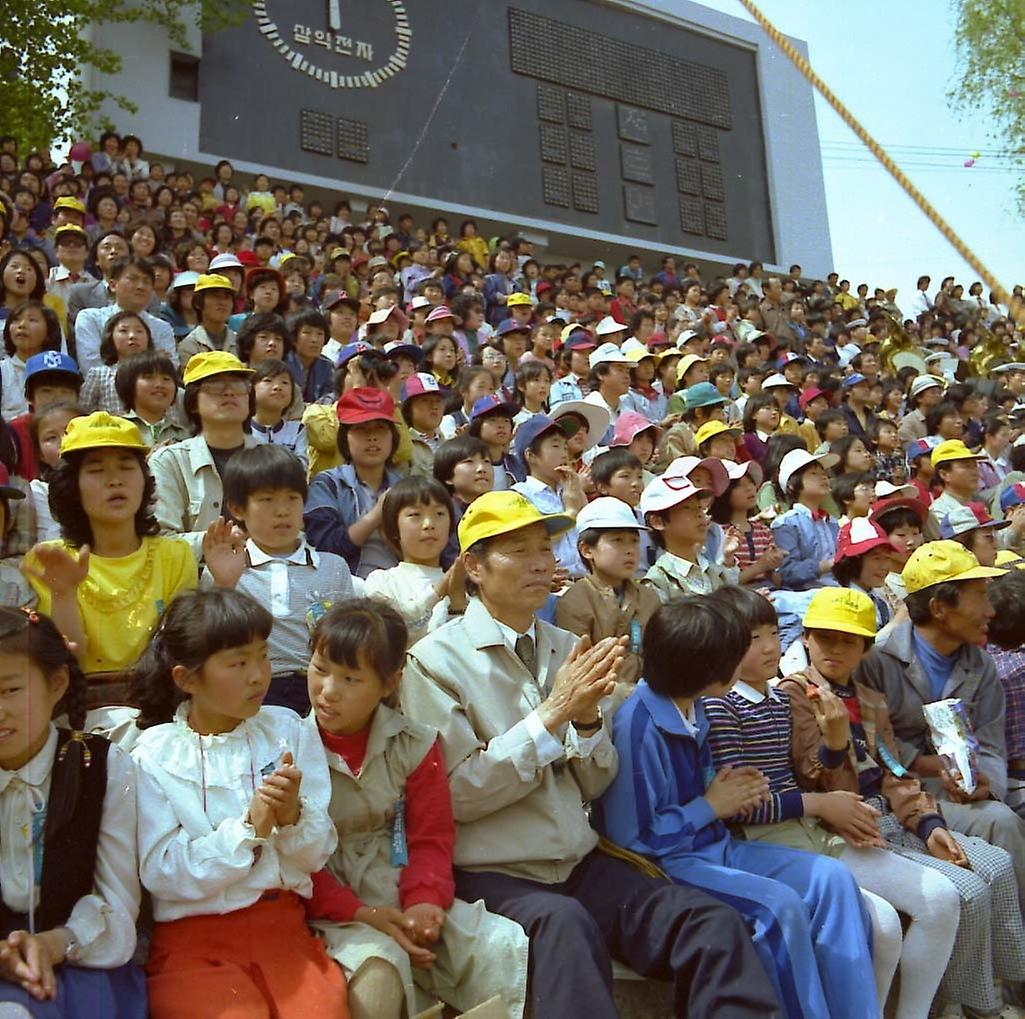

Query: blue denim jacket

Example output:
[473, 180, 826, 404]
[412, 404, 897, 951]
[770, 504, 839, 591]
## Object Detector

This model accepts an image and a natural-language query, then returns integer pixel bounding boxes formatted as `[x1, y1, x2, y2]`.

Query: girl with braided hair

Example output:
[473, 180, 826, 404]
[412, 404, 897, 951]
[0, 606, 146, 1015]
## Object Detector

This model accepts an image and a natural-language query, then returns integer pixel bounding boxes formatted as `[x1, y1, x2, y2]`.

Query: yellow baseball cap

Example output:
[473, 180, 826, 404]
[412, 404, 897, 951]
[901, 539, 1005, 595]
[931, 439, 983, 468]
[53, 196, 86, 215]
[193, 273, 237, 295]
[457, 490, 573, 554]
[182, 350, 254, 386]
[506, 292, 533, 308]
[802, 587, 877, 639]
[694, 420, 741, 448]
[60, 412, 146, 455]
[676, 353, 708, 382]
[54, 224, 87, 243]
[995, 549, 1025, 569]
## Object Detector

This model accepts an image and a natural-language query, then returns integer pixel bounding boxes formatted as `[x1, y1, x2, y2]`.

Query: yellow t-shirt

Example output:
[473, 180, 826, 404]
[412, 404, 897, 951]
[26, 535, 198, 674]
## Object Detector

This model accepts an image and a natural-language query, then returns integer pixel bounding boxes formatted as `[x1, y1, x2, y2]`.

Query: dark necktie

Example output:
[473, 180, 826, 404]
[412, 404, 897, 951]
[515, 634, 536, 679]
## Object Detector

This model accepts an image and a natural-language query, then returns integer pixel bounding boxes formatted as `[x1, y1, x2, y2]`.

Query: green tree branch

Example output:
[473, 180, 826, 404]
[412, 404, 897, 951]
[0, 0, 248, 155]
[949, 0, 1025, 213]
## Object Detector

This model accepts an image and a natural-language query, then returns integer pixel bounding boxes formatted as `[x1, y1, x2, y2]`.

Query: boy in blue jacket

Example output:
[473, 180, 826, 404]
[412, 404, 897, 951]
[595, 594, 877, 1019]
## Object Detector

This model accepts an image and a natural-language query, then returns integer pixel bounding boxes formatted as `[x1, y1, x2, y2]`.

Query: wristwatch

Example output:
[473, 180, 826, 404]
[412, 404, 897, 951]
[573, 708, 603, 735]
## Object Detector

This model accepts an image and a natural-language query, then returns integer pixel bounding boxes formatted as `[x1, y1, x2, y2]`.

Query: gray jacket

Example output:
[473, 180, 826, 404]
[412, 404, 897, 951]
[856, 621, 1008, 800]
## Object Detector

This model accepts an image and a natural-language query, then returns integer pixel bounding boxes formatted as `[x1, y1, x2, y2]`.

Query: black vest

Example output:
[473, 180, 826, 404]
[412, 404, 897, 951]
[0, 730, 110, 936]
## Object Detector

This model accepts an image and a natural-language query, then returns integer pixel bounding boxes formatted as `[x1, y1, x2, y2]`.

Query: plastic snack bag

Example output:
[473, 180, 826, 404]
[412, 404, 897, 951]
[922, 698, 980, 796]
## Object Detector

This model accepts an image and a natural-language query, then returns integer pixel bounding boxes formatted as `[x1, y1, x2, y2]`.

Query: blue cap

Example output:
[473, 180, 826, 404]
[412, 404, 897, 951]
[513, 413, 577, 463]
[683, 382, 727, 410]
[842, 372, 868, 389]
[470, 394, 517, 421]
[564, 330, 596, 351]
[382, 340, 424, 363]
[906, 435, 941, 461]
[24, 351, 81, 388]
[335, 340, 374, 368]
[1000, 482, 1025, 512]
[497, 318, 532, 337]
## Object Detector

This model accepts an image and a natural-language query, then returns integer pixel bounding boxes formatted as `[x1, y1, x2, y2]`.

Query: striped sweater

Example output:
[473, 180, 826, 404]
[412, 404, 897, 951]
[704, 680, 805, 825]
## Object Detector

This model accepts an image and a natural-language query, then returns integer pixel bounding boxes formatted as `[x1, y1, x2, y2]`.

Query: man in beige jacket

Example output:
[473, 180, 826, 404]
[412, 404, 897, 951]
[402, 491, 780, 1019]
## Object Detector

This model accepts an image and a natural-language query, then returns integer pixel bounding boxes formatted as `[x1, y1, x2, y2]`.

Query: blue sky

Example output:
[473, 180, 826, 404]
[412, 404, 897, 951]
[698, 0, 1021, 308]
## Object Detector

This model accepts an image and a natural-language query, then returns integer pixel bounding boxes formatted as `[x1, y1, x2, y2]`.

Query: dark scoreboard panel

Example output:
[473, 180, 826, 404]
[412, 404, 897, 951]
[199, 0, 775, 259]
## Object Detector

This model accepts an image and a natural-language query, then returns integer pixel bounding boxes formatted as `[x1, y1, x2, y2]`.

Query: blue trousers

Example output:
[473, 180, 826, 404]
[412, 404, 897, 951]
[666, 840, 876, 1019]
[0, 961, 147, 1018]
[455, 848, 781, 1019]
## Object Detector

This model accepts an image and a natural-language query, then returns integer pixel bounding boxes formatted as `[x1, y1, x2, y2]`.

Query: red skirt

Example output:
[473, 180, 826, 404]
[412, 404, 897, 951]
[146, 891, 348, 1019]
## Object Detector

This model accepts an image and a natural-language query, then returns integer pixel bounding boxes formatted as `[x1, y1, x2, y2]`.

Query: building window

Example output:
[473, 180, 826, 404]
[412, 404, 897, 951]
[169, 52, 199, 102]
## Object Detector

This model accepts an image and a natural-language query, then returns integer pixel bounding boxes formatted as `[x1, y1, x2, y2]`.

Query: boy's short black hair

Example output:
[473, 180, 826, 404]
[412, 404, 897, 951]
[286, 306, 328, 339]
[643, 595, 751, 697]
[830, 471, 873, 510]
[250, 357, 295, 402]
[985, 571, 1025, 649]
[814, 408, 847, 440]
[433, 435, 490, 491]
[237, 311, 292, 362]
[707, 584, 778, 630]
[380, 475, 454, 555]
[223, 444, 308, 510]
[114, 350, 178, 412]
[591, 448, 642, 490]
[873, 506, 922, 535]
[108, 254, 155, 282]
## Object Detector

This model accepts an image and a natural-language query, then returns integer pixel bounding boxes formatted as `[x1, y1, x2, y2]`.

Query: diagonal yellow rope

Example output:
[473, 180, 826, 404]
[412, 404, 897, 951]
[736, 0, 1023, 326]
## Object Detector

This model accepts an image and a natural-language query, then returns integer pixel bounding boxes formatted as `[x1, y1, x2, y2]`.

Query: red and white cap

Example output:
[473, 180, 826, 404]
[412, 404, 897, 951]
[401, 372, 442, 401]
[425, 305, 455, 323]
[640, 475, 710, 516]
[835, 517, 900, 563]
[663, 455, 730, 497]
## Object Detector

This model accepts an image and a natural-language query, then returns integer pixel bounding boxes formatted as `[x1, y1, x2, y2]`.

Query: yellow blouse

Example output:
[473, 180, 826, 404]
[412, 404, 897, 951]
[25, 535, 198, 674]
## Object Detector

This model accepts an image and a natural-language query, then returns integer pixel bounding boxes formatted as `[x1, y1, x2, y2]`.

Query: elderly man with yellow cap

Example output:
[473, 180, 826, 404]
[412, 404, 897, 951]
[928, 439, 985, 523]
[148, 352, 260, 557]
[857, 540, 1025, 908]
[176, 273, 239, 368]
[401, 490, 780, 1018]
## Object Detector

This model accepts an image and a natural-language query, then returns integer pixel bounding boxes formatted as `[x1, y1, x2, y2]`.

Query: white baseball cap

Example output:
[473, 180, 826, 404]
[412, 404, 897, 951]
[595, 315, 629, 337]
[778, 449, 839, 492]
[761, 372, 796, 390]
[549, 400, 610, 452]
[576, 496, 647, 532]
[640, 475, 710, 516]
[588, 342, 633, 369]
[208, 253, 244, 273]
[909, 375, 943, 397]
[720, 458, 754, 481]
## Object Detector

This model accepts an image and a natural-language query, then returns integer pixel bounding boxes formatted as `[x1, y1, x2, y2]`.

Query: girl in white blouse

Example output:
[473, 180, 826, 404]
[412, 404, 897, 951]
[0, 606, 145, 1017]
[129, 588, 348, 1019]
[364, 477, 466, 647]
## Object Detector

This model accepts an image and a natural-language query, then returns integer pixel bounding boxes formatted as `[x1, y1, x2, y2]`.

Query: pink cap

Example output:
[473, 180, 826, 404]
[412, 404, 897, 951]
[610, 411, 661, 447]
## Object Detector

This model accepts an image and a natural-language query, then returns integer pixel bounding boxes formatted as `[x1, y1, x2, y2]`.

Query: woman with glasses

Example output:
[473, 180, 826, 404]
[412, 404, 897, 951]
[148, 351, 261, 558]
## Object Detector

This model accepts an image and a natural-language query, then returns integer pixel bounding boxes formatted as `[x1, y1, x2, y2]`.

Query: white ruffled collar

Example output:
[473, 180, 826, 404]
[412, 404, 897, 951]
[134, 702, 290, 789]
